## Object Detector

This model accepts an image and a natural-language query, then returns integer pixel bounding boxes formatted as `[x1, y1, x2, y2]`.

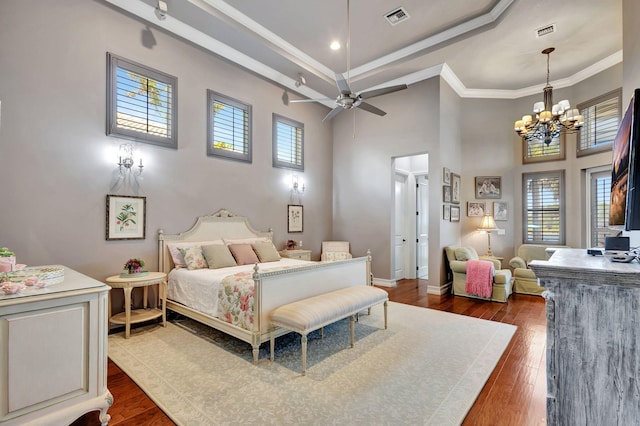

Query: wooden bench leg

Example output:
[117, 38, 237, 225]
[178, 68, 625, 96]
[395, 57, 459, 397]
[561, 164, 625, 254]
[270, 330, 275, 362]
[350, 315, 355, 348]
[301, 334, 307, 376]
[383, 300, 388, 329]
[320, 327, 324, 338]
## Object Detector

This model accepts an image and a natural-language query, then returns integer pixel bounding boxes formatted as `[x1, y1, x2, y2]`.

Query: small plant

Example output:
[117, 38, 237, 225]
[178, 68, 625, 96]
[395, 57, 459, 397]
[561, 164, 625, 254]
[123, 258, 145, 274]
[0, 247, 15, 257]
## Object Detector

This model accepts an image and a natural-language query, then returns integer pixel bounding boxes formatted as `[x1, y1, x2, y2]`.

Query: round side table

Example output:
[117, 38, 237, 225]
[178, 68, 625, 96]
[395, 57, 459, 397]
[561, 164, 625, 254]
[106, 271, 167, 338]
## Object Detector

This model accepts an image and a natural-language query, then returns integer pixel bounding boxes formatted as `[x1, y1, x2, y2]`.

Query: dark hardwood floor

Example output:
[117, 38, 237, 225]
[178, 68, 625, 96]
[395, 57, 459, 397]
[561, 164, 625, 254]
[74, 279, 547, 426]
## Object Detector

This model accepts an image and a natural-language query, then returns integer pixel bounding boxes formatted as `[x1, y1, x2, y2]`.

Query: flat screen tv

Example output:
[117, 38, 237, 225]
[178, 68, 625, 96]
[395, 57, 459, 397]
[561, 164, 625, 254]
[610, 88, 640, 230]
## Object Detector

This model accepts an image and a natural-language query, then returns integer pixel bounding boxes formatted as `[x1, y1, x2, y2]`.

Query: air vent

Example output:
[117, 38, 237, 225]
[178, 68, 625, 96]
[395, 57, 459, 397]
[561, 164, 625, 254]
[535, 24, 556, 38]
[384, 7, 410, 26]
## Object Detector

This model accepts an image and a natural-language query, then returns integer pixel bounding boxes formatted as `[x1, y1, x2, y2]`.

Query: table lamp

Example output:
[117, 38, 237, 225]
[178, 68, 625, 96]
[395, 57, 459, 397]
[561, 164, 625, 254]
[478, 214, 498, 256]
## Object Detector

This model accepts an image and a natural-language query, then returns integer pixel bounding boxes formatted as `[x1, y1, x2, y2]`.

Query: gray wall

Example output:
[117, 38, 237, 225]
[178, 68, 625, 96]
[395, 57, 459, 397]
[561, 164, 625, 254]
[0, 0, 333, 282]
[623, 0, 640, 102]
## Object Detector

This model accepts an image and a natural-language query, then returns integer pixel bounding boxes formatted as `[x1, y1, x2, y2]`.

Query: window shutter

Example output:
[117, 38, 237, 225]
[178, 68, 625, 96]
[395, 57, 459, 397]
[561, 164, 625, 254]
[590, 170, 616, 247]
[523, 171, 565, 244]
[207, 91, 252, 162]
[273, 114, 304, 170]
[577, 89, 622, 156]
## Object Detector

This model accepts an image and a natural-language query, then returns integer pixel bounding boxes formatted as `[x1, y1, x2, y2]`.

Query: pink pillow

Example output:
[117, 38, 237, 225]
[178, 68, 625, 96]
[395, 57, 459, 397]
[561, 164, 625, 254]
[228, 244, 260, 266]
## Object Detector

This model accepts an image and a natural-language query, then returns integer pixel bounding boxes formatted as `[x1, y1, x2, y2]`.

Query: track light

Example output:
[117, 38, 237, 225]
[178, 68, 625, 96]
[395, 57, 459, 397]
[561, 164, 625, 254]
[294, 73, 306, 88]
[155, 0, 167, 20]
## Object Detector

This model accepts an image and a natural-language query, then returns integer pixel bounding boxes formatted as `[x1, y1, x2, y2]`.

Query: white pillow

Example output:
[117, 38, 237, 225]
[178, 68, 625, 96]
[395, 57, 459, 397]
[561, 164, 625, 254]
[167, 240, 223, 268]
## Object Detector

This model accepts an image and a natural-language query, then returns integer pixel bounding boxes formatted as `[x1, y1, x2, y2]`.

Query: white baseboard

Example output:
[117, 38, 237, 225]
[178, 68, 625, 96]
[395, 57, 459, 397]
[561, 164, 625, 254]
[427, 282, 451, 295]
[372, 277, 397, 287]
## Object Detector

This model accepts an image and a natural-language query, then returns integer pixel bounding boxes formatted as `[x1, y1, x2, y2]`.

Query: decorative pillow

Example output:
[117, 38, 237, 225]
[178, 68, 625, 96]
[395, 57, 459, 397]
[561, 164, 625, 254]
[228, 244, 260, 265]
[167, 240, 223, 268]
[202, 244, 238, 269]
[252, 241, 281, 263]
[223, 237, 270, 246]
[178, 246, 209, 270]
[455, 247, 478, 261]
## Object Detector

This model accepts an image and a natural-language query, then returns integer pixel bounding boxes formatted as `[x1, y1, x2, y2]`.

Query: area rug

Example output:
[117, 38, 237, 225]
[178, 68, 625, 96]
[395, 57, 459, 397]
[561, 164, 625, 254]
[108, 302, 516, 425]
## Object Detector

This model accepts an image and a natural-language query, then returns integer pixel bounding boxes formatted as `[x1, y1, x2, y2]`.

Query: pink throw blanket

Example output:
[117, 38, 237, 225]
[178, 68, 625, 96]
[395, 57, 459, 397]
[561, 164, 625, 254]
[465, 260, 494, 298]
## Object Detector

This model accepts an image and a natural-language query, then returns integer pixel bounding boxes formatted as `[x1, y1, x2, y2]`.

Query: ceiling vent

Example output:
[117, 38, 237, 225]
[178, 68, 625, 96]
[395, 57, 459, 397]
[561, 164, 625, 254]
[535, 24, 556, 38]
[384, 7, 410, 26]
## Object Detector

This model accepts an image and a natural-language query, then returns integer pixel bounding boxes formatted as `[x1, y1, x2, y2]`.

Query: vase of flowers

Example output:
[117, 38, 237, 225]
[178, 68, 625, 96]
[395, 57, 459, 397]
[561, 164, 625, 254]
[0, 247, 16, 273]
[120, 258, 149, 278]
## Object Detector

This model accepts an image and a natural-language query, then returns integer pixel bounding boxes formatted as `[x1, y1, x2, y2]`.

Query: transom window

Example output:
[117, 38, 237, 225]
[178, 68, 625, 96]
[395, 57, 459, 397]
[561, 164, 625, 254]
[523, 170, 565, 244]
[577, 89, 621, 157]
[522, 133, 565, 164]
[107, 53, 177, 149]
[273, 114, 304, 171]
[207, 90, 252, 163]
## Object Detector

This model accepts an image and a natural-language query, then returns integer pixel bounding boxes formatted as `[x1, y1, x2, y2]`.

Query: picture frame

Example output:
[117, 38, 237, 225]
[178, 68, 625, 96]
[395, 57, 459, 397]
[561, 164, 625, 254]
[443, 185, 451, 203]
[451, 173, 461, 204]
[443, 167, 451, 185]
[467, 201, 486, 217]
[287, 204, 303, 233]
[450, 205, 460, 222]
[475, 176, 501, 199]
[106, 194, 146, 240]
[443, 204, 451, 221]
[493, 201, 508, 221]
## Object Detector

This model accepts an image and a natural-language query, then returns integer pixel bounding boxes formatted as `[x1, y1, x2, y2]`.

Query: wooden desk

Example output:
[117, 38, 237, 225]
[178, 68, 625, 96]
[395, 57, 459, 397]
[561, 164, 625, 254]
[106, 271, 167, 338]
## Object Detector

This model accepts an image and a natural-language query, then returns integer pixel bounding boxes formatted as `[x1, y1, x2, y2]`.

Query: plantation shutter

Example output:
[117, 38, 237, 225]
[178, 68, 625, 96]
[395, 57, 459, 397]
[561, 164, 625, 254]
[273, 114, 304, 170]
[207, 90, 252, 163]
[577, 89, 621, 156]
[590, 170, 617, 247]
[523, 171, 565, 244]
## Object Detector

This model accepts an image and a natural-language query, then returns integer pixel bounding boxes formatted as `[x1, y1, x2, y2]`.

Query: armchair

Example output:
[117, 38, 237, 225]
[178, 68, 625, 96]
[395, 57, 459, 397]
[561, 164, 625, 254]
[321, 241, 352, 261]
[509, 244, 555, 295]
[444, 246, 512, 302]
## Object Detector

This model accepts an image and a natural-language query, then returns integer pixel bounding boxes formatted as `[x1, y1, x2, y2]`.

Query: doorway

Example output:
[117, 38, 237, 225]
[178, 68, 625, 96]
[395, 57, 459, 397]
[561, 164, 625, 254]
[392, 154, 429, 281]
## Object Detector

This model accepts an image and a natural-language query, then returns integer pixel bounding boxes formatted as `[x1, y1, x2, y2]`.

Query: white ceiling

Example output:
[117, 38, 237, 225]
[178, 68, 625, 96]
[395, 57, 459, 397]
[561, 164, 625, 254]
[105, 0, 622, 105]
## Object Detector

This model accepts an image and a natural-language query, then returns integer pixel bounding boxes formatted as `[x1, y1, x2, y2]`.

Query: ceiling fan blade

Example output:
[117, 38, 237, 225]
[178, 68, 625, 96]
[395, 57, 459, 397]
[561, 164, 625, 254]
[290, 99, 333, 103]
[335, 73, 352, 94]
[322, 106, 344, 122]
[357, 102, 386, 116]
[359, 84, 408, 100]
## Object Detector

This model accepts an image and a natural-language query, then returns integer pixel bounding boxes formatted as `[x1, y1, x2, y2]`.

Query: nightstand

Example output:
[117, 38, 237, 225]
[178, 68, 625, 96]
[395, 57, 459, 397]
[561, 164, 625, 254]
[106, 271, 167, 338]
[279, 249, 312, 261]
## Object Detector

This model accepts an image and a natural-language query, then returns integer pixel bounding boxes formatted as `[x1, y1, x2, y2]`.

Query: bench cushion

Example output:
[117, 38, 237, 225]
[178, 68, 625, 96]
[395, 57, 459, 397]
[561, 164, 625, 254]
[270, 286, 388, 334]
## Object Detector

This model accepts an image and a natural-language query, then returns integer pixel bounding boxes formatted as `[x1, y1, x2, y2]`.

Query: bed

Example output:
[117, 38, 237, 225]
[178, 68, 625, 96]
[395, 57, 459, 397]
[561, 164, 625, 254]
[158, 209, 371, 362]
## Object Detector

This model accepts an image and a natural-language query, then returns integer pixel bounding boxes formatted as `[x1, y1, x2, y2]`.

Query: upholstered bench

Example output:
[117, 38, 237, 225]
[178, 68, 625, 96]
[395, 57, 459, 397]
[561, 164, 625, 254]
[270, 286, 388, 375]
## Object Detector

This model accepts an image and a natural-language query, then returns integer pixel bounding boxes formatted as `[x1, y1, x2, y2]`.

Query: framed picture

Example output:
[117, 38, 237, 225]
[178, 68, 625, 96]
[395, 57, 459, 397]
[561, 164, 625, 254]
[443, 185, 451, 203]
[475, 176, 501, 199]
[106, 195, 146, 240]
[287, 204, 303, 233]
[450, 205, 460, 222]
[467, 201, 486, 217]
[443, 204, 451, 221]
[451, 173, 461, 204]
[494, 201, 508, 221]
[443, 167, 451, 185]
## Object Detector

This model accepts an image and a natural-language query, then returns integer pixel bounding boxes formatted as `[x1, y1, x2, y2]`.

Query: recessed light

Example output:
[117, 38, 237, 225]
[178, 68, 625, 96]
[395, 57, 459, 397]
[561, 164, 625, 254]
[330, 41, 341, 50]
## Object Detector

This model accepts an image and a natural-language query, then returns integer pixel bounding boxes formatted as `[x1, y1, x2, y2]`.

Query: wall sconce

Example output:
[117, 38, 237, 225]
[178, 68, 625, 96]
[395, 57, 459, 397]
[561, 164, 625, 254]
[118, 143, 144, 176]
[291, 175, 305, 194]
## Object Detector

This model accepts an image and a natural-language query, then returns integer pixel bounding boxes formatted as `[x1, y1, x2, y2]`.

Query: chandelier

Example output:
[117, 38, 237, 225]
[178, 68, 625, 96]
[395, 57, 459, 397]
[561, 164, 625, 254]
[514, 48, 584, 145]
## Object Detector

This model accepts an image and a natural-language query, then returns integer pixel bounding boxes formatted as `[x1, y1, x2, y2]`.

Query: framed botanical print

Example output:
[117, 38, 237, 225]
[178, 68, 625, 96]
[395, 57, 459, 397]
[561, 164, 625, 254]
[287, 204, 303, 233]
[443, 204, 451, 221]
[475, 176, 501, 199]
[451, 173, 461, 204]
[443, 167, 451, 185]
[106, 194, 146, 240]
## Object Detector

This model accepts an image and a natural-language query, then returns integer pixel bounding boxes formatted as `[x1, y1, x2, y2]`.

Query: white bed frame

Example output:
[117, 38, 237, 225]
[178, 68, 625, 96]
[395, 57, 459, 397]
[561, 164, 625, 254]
[158, 209, 371, 363]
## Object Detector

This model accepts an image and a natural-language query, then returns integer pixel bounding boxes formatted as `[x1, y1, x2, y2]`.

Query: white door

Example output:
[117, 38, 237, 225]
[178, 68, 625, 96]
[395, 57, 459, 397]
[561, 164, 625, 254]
[394, 173, 407, 280]
[416, 175, 429, 278]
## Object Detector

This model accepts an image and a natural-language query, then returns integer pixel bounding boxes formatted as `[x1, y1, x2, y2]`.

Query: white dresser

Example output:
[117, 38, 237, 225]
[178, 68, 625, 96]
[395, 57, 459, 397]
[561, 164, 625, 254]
[0, 267, 112, 425]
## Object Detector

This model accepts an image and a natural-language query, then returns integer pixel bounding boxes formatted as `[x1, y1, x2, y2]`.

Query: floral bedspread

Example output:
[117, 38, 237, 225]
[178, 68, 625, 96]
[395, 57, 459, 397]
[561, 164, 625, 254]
[218, 264, 304, 330]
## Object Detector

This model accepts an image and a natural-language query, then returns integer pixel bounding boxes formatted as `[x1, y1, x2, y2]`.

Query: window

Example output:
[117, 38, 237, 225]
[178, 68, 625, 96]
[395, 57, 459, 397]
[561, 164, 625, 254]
[207, 90, 252, 163]
[589, 169, 617, 247]
[577, 89, 622, 157]
[273, 114, 304, 170]
[107, 53, 177, 149]
[522, 133, 565, 164]
[523, 170, 565, 244]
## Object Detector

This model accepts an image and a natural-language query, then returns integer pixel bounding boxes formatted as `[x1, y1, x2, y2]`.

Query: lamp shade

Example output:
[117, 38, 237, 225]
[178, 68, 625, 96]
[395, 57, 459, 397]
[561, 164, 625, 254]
[478, 214, 498, 231]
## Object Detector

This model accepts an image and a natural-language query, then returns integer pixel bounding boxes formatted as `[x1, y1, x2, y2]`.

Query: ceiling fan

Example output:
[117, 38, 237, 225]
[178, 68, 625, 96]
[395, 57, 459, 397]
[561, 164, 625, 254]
[291, 0, 407, 122]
